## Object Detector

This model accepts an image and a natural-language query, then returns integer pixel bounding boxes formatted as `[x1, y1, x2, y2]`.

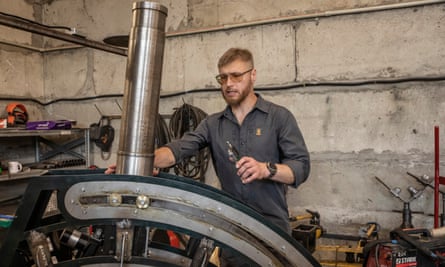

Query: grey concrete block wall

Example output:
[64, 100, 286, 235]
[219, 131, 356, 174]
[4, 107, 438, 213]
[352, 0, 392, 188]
[162, 23, 297, 91]
[0, 0, 445, 236]
[293, 86, 445, 154]
[0, 50, 44, 97]
[296, 6, 445, 81]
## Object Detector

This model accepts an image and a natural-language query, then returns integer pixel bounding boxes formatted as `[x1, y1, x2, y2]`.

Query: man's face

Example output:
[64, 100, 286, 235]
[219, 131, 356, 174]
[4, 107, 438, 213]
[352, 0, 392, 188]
[218, 59, 256, 106]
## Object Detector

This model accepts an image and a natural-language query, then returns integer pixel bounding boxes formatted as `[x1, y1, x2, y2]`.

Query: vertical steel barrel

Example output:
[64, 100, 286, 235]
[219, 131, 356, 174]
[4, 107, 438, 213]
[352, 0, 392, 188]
[116, 1, 168, 176]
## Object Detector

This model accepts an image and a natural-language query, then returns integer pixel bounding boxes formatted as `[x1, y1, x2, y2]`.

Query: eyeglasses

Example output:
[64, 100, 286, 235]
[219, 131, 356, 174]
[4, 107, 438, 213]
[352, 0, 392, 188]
[215, 68, 253, 85]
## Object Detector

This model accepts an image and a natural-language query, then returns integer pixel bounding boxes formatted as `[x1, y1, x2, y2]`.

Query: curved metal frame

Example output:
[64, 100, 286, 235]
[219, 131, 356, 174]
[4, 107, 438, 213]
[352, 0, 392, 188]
[0, 170, 320, 267]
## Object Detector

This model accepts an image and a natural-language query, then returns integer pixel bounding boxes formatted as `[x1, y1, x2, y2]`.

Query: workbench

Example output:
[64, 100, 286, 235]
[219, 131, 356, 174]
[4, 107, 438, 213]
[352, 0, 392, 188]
[0, 128, 91, 172]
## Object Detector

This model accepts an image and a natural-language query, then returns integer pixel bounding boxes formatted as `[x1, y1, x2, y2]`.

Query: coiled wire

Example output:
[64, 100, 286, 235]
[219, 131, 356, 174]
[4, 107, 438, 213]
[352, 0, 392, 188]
[155, 113, 171, 173]
[169, 103, 209, 182]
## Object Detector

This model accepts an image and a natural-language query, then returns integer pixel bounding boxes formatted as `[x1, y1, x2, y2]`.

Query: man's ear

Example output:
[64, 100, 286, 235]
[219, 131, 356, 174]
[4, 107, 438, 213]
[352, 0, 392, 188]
[251, 68, 257, 83]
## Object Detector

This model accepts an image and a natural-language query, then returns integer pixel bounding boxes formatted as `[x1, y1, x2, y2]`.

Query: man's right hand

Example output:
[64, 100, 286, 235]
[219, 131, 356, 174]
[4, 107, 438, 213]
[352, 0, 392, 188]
[105, 163, 160, 176]
[105, 164, 116, 174]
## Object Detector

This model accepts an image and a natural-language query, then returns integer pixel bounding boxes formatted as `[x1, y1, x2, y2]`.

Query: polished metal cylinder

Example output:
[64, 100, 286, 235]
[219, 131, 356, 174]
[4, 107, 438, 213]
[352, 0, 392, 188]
[116, 1, 168, 176]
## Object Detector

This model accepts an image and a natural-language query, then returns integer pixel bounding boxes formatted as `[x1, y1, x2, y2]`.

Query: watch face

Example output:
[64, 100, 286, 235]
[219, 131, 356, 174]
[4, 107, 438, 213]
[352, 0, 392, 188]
[269, 162, 277, 170]
[267, 162, 277, 178]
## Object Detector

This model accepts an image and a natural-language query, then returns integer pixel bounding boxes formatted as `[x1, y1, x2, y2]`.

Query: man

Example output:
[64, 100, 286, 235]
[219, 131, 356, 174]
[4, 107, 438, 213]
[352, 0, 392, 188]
[153, 47, 310, 232]
[108, 47, 310, 265]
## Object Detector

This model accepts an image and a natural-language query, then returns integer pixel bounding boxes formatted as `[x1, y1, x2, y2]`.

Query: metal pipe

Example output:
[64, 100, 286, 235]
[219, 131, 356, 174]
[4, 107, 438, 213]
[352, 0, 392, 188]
[116, 1, 168, 176]
[0, 39, 83, 53]
[0, 13, 126, 56]
[435, 126, 440, 228]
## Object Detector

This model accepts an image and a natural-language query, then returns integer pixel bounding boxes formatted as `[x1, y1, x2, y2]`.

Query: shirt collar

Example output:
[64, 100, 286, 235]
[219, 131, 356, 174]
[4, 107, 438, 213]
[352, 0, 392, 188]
[253, 93, 269, 113]
[220, 93, 269, 119]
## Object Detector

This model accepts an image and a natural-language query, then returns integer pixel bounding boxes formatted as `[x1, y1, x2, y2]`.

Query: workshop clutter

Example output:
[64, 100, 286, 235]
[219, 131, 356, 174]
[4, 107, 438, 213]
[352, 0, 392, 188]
[0, 102, 73, 129]
[295, 131, 445, 266]
[6, 102, 28, 126]
[0, 102, 89, 174]
[291, 209, 380, 266]
[25, 120, 72, 130]
[90, 117, 115, 153]
[363, 228, 445, 267]
[169, 103, 209, 181]
[0, 102, 28, 128]
[89, 102, 210, 180]
[291, 209, 445, 266]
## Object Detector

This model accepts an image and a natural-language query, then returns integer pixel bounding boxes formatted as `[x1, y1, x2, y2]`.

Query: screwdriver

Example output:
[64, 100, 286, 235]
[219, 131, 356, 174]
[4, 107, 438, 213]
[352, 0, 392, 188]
[226, 141, 240, 162]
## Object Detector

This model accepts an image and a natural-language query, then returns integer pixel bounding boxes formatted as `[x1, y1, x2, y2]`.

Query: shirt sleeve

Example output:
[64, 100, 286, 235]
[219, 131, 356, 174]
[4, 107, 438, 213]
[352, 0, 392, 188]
[165, 118, 210, 163]
[278, 109, 310, 188]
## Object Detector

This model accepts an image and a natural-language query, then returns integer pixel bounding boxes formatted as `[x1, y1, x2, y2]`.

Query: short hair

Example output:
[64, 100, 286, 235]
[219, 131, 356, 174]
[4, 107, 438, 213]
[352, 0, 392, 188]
[217, 48, 254, 69]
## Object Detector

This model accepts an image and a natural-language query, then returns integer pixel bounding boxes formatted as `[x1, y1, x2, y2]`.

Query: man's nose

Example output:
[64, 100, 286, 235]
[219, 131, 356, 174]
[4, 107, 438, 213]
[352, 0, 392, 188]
[226, 75, 236, 86]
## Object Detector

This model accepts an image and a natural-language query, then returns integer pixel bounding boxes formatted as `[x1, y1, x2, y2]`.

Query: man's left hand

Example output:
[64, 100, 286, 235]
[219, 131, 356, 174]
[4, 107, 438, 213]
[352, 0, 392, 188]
[236, 157, 269, 184]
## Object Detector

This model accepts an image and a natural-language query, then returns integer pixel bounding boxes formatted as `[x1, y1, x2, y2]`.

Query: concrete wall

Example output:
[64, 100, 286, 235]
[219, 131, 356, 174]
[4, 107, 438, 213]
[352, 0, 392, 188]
[0, 1, 45, 119]
[1, 0, 445, 239]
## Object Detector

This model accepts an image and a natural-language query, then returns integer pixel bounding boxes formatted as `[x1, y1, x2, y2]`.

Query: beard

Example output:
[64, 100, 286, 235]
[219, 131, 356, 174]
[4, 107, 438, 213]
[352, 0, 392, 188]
[222, 80, 253, 106]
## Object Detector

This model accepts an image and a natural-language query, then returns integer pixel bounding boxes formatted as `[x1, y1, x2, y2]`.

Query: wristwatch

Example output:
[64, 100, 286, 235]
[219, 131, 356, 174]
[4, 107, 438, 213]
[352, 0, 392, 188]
[266, 162, 277, 179]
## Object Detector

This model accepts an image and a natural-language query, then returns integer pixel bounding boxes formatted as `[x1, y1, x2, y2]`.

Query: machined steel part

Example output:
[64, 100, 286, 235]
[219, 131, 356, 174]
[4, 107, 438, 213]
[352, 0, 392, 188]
[0, 171, 320, 267]
[116, 1, 168, 176]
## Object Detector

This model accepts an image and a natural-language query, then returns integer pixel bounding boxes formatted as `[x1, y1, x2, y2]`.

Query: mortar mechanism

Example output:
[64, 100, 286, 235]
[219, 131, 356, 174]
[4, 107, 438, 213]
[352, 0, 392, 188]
[0, 170, 321, 267]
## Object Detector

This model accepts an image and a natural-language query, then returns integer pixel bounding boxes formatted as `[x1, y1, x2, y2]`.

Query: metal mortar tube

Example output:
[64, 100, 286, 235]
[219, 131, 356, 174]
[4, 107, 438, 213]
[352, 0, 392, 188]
[116, 1, 168, 176]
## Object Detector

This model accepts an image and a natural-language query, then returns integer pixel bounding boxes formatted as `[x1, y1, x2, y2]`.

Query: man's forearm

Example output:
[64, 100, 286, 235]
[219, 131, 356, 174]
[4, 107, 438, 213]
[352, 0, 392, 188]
[268, 163, 295, 185]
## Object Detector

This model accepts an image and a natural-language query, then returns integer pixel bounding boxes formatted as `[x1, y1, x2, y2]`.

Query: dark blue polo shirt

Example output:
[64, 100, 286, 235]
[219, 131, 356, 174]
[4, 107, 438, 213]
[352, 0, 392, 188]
[166, 94, 310, 233]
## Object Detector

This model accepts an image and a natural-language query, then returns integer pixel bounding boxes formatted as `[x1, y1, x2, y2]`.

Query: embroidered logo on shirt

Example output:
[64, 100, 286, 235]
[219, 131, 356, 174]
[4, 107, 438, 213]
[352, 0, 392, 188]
[256, 128, 262, 136]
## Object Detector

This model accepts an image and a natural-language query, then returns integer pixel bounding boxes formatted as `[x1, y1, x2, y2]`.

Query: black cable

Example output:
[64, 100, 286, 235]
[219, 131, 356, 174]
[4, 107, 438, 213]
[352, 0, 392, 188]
[160, 75, 445, 98]
[169, 102, 209, 182]
[1, 75, 444, 105]
[155, 113, 171, 148]
[0, 94, 123, 106]
[155, 113, 171, 173]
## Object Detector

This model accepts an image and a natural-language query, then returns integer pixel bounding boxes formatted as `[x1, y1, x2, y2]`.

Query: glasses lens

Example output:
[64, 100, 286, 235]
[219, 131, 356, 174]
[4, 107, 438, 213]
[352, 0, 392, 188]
[231, 73, 244, 83]
[216, 74, 227, 85]
[216, 68, 252, 85]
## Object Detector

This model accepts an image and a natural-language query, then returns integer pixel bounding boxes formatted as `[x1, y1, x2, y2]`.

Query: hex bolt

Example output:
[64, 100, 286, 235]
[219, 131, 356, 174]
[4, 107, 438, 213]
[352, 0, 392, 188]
[109, 193, 122, 206]
[136, 195, 150, 209]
